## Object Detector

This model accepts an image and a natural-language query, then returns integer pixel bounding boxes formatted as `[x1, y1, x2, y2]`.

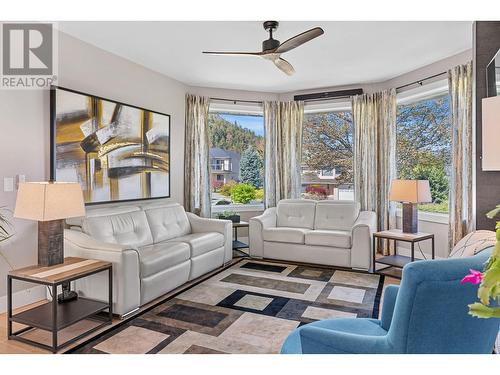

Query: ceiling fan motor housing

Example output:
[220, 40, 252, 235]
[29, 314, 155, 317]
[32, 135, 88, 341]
[262, 20, 280, 51]
[262, 38, 280, 52]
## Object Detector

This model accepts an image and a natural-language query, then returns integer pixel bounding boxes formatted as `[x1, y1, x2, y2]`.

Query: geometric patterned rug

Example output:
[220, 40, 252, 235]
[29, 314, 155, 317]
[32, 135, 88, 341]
[69, 259, 384, 354]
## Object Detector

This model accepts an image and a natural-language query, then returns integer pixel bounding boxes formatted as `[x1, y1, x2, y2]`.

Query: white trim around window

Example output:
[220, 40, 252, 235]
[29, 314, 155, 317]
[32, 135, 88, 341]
[209, 100, 263, 116]
[304, 99, 351, 114]
[396, 78, 449, 105]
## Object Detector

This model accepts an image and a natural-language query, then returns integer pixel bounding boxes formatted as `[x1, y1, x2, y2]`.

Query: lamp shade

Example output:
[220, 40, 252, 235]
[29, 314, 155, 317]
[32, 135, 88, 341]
[14, 182, 85, 221]
[389, 180, 432, 204]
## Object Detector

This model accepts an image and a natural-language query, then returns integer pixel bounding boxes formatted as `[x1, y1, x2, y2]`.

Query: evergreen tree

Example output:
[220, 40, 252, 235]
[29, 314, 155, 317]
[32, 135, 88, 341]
[239, 146, 263, 188]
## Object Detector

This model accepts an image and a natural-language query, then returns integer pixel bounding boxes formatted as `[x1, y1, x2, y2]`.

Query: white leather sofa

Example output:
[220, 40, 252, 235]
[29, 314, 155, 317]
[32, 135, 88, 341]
[249, 199, 376, 271]
[64, 202, 232, 316]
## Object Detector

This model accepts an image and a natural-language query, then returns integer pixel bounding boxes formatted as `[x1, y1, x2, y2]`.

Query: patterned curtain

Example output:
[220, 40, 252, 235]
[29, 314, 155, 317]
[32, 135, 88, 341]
[264, 101, 304, 207]
[184, 94, 211, 218]
[448, 62, 474, 251]
[352, 89, 397, 255]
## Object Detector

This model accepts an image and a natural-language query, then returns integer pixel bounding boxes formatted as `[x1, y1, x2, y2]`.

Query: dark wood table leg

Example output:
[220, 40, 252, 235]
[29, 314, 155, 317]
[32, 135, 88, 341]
[52, 284, 58, 353]
[7, 275, 12, 338]
[108, 267, 113, 322]
[411, 242, 415, 262]
[431, 237, 435, 259]
[372, 235, 376, 273]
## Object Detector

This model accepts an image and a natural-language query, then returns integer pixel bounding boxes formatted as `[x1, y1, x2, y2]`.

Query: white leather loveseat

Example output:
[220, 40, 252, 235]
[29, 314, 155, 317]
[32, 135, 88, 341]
[249, 199, 376, 270]
[64, 202, 232, 317]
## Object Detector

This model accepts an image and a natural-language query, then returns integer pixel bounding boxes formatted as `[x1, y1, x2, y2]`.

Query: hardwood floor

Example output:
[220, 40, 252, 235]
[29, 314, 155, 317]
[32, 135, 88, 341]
[0, 259, 400, 354]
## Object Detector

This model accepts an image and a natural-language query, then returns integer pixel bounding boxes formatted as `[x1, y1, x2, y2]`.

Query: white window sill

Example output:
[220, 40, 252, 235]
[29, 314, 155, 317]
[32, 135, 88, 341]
[212, 203, 265, 213]
[396, 208, 449, 224]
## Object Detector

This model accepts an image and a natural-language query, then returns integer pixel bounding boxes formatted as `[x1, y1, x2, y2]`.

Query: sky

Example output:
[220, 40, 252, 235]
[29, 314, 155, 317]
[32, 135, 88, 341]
[219, 114, 264, 137]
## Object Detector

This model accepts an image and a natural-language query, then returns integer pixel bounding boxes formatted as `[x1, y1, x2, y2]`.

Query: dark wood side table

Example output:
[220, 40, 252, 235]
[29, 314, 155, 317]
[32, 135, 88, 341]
[232, 221, 250, 258]
[233, 221, 249, 250]
[372, 229, 435, 279]
[7, 257, 113, 353]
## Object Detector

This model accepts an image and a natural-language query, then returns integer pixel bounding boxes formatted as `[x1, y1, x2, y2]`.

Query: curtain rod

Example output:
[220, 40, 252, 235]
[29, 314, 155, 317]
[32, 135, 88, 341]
[395, 71, 448, 91]
[303, 95, 352, 103]
[210, 97, 263, 105]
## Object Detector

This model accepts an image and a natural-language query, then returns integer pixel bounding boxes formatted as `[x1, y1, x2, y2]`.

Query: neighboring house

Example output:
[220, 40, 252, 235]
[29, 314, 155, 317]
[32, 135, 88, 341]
[301, 165, 339, 195]
[300, 165, 354, 200]
[210, 147, 241, 184]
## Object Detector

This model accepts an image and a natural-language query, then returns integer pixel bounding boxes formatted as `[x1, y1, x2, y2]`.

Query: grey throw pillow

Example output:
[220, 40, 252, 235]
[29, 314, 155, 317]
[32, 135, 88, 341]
[449, 230, 496, 258]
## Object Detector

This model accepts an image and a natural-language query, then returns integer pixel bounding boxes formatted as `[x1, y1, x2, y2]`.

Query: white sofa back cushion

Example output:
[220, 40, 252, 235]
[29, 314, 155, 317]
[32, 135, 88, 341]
[314, 201, 360, 231]
[82, 210, 154, 248]
[277, 199, 317, 229]
[144, 203, 191, 243]
[66, 205, 141, 227]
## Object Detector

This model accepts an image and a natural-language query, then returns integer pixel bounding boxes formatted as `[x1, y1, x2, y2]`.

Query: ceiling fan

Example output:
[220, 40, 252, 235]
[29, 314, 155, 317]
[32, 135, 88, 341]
[202, 21, 324, 76]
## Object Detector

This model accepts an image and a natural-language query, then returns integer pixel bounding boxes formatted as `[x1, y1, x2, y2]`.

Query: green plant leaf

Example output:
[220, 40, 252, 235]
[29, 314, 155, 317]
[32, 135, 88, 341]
[468, 303, 500, 318]
[486, 205, 500, 219]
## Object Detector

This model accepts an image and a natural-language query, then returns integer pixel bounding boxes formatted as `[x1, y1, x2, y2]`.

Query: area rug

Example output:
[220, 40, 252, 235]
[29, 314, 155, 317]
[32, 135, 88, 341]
[69, 259, 384, 354]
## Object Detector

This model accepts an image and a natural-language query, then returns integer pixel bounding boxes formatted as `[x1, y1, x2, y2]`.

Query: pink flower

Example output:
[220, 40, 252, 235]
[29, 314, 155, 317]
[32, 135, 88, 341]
[461, 269, 483, 285]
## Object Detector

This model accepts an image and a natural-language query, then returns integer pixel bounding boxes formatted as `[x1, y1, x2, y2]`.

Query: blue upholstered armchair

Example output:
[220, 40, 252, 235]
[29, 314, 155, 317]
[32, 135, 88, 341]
[281, 249, 500, 354]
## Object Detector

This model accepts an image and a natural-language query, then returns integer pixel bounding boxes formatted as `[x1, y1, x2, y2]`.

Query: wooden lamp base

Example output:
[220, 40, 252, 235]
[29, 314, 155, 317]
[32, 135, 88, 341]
[402, 203, 418, 234]
[38, 219, 64, 266]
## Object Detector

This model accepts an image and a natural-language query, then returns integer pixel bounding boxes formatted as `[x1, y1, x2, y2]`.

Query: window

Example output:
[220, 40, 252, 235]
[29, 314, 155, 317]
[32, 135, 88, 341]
[301, 110, 354, 201]
[208, 112, 264, 207]
[396, 88, 451, 214]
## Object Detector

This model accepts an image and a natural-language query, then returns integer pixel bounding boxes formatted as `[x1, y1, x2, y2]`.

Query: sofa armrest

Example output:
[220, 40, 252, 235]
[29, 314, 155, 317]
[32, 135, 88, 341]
[350, 210, 377, 270]
[249, 207, 276, 258]
[186, 212, 233, 263]
[381, 285, 399, 330]
[64, 229, 141, 316]
[298, 325, 389, 354]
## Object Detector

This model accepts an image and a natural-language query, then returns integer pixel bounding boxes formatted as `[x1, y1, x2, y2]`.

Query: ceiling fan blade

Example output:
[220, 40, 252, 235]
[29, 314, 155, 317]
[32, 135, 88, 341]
[202, 51, 263, 56]
[275, 27, 324, 54]
[274, 58, 295, 76]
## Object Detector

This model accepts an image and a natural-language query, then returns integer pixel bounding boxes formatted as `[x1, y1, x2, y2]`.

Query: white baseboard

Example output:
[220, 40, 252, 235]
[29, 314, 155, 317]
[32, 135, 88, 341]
[0, 285, 46, 314]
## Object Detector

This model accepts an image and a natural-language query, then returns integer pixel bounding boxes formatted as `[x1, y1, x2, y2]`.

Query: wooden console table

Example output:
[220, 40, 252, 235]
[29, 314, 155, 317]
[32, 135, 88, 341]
[7, 257, 112, 353]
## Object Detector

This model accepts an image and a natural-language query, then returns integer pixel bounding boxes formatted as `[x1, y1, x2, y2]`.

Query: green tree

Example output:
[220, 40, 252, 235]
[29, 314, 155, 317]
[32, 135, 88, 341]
[302, 112, 353, 185]
[231, 183, 256, 204]
[239, 146, 263, 188]
[396, 95, 451, 179]
[411, 164, 449, 204]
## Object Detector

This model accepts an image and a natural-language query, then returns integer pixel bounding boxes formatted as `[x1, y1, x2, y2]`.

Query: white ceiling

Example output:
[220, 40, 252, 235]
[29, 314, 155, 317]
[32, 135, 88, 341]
[58, 21, 472, 93]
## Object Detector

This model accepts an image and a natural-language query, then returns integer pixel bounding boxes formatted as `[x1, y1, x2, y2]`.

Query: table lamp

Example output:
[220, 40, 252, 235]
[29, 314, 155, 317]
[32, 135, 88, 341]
[389, 180, 432, 234]
[14, 181, 85, 267]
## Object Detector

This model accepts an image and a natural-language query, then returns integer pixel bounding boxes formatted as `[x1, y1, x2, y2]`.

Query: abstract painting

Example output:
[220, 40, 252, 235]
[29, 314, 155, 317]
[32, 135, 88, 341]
[51, 86, 170, 204]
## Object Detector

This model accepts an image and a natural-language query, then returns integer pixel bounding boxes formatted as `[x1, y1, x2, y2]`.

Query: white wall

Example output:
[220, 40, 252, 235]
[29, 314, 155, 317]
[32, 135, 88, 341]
[0, 31, 188, 303]
[279, 49, 472, 101]
[188, 86, 278, 104]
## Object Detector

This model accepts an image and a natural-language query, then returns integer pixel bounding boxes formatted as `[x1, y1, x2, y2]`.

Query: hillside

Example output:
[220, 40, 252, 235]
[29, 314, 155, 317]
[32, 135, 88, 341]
[208, 113, 264, 155]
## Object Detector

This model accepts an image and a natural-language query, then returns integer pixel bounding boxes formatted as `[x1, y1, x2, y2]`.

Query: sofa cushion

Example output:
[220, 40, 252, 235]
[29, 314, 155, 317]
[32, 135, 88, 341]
[82, 210, 153, 248]
[170, 232, 225, 257]
[263, 227, 310, 244]
[144, 203, 191, 243]
[305, 230, 351, 248]
[314, 201, 360, 231]
[137, 242, 190, 277]
[277, 199, 317, 229]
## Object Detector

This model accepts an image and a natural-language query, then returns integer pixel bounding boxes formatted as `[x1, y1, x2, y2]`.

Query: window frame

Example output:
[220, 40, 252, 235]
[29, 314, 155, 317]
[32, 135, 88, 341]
[208, 103, 265, 213]
[302, 100, 354, 201]
[395, 78, 451, 218]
